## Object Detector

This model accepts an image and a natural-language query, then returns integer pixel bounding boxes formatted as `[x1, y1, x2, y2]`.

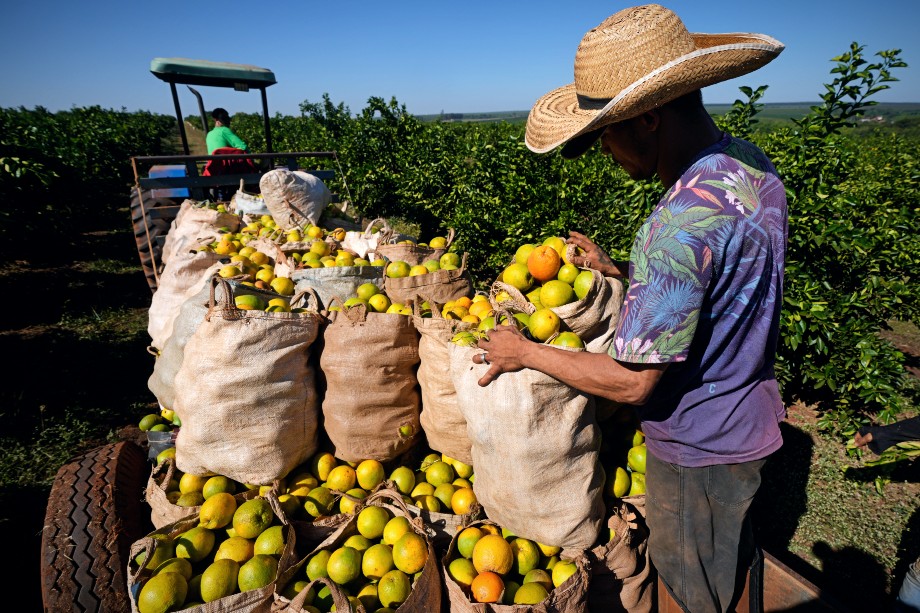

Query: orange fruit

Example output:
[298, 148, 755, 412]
[468, 300, 493, 319]
[557, 263, 580, 285]
[326, 546, 362, 585]
[550, 331, 584, 348]
[454, 296, 473, 309]
[355, 459, 385, 490]
[377, 569, 412, 608]
[451, 488, 478, 515]
[542, 236, 567, 258]
[447, 557, 477, 593]
[527, 245, 562, 283]
[573, 270, 594, 300]
[523, 568, 553, 591]
[479, 524, 502, 537]
[471, 571, 504, 603]
[627, 444, 647, 474]
[527, 309, 561, 342]
[540, 279, 575, 308]
[502, 263, 533, 292]
[457, 526, 485, 559]
[472, 535, 514, 575]
[605, 466, 632, 498]
[362, 543, 395, 581]
[514, 581, 549, 605]
[514, 244, 536, 265]
[386, 261, 411, 278]
[510, 538, 541, 575]
[392, 532, 428, 575]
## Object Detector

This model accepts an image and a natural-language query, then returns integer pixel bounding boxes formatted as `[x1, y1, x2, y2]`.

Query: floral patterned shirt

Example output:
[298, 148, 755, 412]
[611, 133, 787, 466]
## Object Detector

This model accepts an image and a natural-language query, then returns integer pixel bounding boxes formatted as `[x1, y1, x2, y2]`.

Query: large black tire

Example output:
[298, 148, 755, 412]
[131, 188, 175, 294]
[41, 441, 152, 612]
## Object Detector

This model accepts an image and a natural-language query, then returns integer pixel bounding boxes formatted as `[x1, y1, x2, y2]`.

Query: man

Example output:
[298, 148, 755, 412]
[475, 5, 786, 612]
[206, 107, 248, 154]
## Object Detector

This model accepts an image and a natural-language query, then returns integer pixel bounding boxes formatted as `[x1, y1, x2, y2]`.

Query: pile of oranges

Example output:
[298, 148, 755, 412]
[446, 522, 579, 605]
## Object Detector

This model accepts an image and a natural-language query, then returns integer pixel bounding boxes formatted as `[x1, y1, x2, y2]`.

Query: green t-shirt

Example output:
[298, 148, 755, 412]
[206, 126, 248, 154]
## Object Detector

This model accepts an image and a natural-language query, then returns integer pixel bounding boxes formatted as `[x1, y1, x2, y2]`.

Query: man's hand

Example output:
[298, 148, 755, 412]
[854, 430, 874, 452]
[473, 325, 530, 386]
[566, 231, 627, 278]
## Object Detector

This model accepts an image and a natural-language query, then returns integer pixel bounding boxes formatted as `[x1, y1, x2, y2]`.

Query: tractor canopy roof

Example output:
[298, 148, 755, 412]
[150, 58, 276, 90]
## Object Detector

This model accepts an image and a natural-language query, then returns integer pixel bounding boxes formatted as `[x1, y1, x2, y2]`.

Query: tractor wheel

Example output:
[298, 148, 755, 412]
[131, 188, 175, 293]
[41, 441, 152, 612]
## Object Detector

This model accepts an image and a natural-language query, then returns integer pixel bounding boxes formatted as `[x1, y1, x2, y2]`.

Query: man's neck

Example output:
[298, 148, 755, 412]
[657, 112, 723, 188]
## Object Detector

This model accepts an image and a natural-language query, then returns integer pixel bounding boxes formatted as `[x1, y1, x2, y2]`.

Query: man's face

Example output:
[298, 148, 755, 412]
[599, 116, 657, 181]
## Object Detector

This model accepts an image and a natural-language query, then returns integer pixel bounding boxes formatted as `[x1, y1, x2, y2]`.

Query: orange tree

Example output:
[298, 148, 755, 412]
[231, 45, 920, 431]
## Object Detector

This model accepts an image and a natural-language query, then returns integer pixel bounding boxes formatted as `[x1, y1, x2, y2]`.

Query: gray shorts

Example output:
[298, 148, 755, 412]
[646, 452, 767, 613]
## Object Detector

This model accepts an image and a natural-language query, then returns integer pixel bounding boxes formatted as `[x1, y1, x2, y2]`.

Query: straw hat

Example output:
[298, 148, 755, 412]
[525, 4, 784, 158]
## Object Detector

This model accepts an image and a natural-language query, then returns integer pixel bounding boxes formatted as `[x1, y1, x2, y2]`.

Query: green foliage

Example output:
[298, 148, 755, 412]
[0, 106, 175, 255]
[746, 45, 917, 430]
[0, 44, 916, 433]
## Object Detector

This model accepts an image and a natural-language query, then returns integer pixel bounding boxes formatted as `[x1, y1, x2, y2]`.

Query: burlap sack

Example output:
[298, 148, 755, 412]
[319, 303, 421, 462]
[340, 217, 392, 260]
[148, 276, 280, 412]
[272, 489, 441, 613]
[442, 519, 593, 613]
[172, 278, 322, 484]
[373, 228, 455, 266]
[449, 342, 605, 550]
[147, 240, 223, 351]
[230, 181, 271, 217]
[587, 498, 653, 613]
[259, 169, 331, 231]
[161, 199, 241, 267]
[413, 304, 475, 465]
[289, 263, 386, 311]
[128, 494, 294, 613]
[144, 458, 258, 529]
[384, 251, 474, 305]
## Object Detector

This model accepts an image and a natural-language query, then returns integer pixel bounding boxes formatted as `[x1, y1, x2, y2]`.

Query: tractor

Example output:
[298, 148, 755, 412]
[130, 57, 350, 292]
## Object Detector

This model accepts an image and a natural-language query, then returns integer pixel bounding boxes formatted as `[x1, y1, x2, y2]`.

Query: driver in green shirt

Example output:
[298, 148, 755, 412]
[206, 108, 248, 154]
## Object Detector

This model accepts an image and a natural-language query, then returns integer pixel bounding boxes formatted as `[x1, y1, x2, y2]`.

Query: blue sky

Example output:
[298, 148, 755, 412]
[2, 1, 917, 117]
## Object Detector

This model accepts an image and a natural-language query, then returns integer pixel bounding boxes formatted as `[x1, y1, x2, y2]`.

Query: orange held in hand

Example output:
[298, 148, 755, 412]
[527, 245, 562, 283]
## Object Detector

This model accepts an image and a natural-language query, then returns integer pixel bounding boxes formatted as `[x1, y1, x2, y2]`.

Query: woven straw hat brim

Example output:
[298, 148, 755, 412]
[526, 33, 784, 154]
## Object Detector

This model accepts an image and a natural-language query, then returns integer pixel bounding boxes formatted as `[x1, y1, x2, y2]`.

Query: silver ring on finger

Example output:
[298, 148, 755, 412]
[480, 352, 490, 365]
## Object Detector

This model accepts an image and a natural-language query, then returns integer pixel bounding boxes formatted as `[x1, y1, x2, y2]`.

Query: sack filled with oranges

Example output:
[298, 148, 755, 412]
[448, 324, 606, 550]
[147, 238, 224, 352]
[145, 455, 260, 530]
[161, 198, 241, 268]
[172, 276, 323, 485]
[147, 260, 223, 410]
[273, 488, 441, 612]
[442, 519, 592, 611]
[318, 299, 421, 463]
[373, 227, 456, 266]
[384, 250, 475, 306]
[128, 493, 295, 613]
[493, 237, 625, 354]
[384, 449, 483, 549]
[412, 299, 477, 465]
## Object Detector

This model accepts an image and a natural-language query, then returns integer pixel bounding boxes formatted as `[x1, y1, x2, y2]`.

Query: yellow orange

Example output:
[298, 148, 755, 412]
[472, 535, 514, 575]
